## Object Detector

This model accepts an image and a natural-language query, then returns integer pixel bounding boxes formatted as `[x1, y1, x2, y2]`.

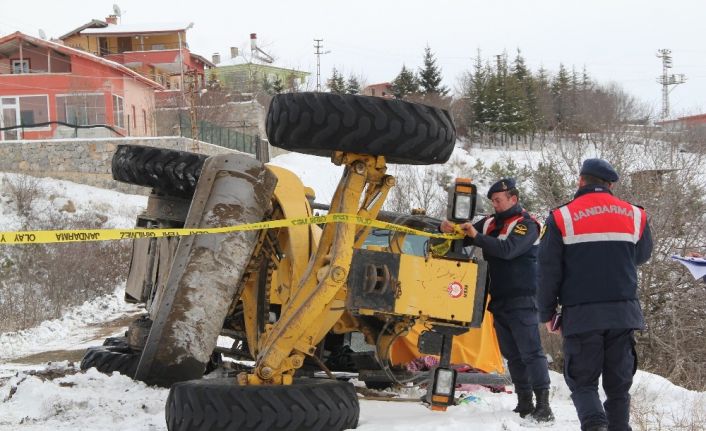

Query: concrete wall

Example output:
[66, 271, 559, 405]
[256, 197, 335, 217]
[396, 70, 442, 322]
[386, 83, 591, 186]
[0, 136, 243, 195]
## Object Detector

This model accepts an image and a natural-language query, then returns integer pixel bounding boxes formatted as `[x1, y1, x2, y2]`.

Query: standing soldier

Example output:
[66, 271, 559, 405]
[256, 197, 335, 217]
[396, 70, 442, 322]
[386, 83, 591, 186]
[441, 178, 554, 422]
[538, 159, 653, 431]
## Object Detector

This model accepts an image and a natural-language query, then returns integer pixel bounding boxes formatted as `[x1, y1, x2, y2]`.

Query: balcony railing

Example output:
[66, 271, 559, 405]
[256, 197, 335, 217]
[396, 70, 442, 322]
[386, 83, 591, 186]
[99, 42, 187, 56]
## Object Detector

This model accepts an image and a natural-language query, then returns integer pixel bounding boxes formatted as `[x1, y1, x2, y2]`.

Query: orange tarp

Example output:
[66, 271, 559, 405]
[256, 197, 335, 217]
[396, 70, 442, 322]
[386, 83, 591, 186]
[390, 309, 504, 374]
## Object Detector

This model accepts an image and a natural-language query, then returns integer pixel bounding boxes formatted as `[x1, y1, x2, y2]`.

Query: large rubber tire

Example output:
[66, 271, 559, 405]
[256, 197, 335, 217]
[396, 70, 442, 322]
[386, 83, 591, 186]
[112, 144, 208, 198]
[266, 92, 455, 165]
[81, 344, 222, 379]
[80, 345, 139, 378]
[102, 336, 128, 348]
[166, 378, 359, 431]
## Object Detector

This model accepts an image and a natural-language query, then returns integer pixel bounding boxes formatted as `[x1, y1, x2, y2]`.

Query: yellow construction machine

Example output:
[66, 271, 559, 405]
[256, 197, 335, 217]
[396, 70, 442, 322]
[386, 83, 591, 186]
[81, 93, 504, 430]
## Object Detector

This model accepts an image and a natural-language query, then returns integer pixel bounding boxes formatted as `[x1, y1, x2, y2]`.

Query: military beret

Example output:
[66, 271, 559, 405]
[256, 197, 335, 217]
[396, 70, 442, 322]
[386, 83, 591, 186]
[487, 178, 516, 198]
[580, 158, 619, 182]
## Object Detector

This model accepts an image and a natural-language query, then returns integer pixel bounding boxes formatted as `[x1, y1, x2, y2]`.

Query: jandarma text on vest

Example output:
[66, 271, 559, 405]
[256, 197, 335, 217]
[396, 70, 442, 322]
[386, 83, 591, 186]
[572, 205, 633, 222]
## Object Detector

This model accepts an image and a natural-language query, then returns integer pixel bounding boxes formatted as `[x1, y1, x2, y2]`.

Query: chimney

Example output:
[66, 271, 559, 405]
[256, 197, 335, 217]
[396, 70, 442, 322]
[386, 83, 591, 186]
[250, 33, 257, 53]
[212, 53, 221, 65]
[230, 46, 238, 58]
[105, 15, 118, 25]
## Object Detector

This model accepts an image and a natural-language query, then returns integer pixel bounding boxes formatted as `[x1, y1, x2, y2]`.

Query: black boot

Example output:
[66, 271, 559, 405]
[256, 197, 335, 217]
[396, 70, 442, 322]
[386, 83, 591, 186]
[585, 426, 608, 431]
[531, 388, 555, 422]
[512, 391, 534, 418]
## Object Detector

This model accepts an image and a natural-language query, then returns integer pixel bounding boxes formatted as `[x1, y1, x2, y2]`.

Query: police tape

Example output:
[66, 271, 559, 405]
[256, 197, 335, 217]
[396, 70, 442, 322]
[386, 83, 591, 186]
[428, 224, 466, 257]
[0, 213, 465, 245]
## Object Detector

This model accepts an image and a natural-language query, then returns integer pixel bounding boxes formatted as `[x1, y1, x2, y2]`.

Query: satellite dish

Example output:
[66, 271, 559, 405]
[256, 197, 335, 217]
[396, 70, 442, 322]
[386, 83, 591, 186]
[38, 29, 46, 39]
[113, 4, 122, 17]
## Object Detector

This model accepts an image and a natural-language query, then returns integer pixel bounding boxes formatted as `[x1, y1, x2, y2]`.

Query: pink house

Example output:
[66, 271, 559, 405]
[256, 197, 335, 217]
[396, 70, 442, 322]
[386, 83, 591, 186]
[0, 31, 163, 141]
[363, 82, 394, 99]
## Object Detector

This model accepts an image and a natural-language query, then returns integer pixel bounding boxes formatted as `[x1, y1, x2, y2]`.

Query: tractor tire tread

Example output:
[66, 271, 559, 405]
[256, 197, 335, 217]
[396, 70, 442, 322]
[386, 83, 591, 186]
[166, 378, 359, 431]
[111, 144, 208, 197]
[266, 93, 455, 165]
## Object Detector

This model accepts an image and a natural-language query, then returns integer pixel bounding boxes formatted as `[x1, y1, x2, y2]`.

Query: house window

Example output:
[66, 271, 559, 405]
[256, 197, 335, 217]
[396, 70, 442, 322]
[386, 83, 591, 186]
[112, 95, 124, 128]
[11, 59, 30, 74]
[132, 105, 136, 129]
[56, 94, 106, 125]
[19, 95, 49, 125]
[142, 109, 147, 134]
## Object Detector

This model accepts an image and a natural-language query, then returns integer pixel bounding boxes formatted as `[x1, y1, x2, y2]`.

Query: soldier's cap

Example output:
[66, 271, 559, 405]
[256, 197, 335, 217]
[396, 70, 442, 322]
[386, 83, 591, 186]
[487, 177, 517, 198]
[580, 158, 619, 182]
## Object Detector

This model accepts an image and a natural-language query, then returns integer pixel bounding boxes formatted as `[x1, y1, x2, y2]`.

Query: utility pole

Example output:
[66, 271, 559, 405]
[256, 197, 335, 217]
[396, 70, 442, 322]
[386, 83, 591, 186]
[656, 49, 686, 119]
[188, 71, 200, 152]
[313, 39, 330, 92]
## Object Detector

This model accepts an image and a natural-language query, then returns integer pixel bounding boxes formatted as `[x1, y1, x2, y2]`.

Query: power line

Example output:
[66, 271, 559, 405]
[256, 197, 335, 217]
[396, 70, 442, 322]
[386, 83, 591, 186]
[656, 49, 686, 119]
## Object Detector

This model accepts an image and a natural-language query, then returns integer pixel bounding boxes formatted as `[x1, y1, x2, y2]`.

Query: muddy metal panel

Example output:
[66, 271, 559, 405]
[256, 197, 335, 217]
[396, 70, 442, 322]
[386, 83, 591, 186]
[125, 195, 191, 304]
[135, 153, 277, 387]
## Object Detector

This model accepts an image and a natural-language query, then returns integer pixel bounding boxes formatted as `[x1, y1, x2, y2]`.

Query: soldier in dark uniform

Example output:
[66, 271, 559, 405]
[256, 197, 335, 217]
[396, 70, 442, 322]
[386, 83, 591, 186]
[537, 159, 653, 431]
[441, 178, 554, 422]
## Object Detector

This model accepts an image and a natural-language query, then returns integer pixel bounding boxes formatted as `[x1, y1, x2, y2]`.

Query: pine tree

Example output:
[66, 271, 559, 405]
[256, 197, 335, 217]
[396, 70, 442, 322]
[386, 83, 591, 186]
[468, 50, 488, 135]
[535, 65, 552, 130]
[261, 75, 274, 95]
[391, 65, 419, 99]
[551, 64, 571, 129]
[346, 75, 361, 95]
[328, 68, 346, 94]
[418, 45, 448, 96]
[510, 49, 535, 135]
[272, 77, 284, 94]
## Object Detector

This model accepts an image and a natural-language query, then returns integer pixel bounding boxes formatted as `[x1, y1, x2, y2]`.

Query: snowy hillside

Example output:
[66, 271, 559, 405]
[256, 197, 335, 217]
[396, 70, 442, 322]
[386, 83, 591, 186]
[0, 147, 704, 430]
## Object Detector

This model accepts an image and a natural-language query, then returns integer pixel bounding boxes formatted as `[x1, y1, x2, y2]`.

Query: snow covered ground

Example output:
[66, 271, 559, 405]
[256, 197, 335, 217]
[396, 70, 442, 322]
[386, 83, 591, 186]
[1, 147, 705, 430]
[0, 287, 703, 431]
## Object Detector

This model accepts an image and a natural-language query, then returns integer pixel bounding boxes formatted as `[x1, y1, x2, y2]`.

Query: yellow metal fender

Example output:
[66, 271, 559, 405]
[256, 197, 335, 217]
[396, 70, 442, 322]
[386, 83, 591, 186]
[390, 307, 504, 374]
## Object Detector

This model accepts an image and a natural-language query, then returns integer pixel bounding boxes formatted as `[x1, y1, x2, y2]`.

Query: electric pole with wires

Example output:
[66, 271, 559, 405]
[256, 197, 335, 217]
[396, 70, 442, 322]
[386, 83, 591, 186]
[313, 38, 330, 92]
[656, 49, 686, 119]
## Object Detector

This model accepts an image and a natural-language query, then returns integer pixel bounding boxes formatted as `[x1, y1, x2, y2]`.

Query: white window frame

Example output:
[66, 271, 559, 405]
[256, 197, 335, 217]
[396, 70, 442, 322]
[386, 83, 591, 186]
[112, 94, 125, 129]
[0, 94, 51, 138]
[56, 92, 106, 126]
[11, 59, 29, 74]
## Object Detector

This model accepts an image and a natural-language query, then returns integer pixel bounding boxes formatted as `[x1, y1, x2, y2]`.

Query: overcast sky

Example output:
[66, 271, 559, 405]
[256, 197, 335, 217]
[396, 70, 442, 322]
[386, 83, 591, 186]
[1, 0, 703, 118]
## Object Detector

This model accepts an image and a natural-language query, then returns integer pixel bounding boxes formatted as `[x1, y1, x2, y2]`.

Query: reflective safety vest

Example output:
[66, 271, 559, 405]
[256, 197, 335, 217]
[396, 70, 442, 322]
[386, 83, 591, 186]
[550, 190, 647, 306]
[553, 193, 646, 246]
[482, 213, 541, 245]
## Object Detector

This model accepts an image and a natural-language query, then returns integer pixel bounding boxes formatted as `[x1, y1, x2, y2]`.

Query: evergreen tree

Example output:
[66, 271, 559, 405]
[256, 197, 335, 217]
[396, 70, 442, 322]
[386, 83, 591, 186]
[551, 64, 571, 129]
[581, 66, 593, 93]
[535, 65, 552, 130]
[346, 75, 361, 95]
[272, 77, 285, 94]
[391, 65, 419, 99]
[468, 50, 489, 135]
[328, 68, 346, 94]
[261, 75, 274, 95]
[418, 46, 449, 96]
[511, 49, 536, 135]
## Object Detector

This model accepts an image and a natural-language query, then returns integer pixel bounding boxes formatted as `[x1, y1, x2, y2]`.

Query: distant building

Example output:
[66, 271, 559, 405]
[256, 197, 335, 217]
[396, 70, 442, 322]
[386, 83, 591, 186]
[0, 32, 162, 140]
[363, 82, 393, 98]
[208, 34, 309, 94]
[210, 62, 309, 94]
[59, 14, 213, 90]
[656, 113, 706, 131]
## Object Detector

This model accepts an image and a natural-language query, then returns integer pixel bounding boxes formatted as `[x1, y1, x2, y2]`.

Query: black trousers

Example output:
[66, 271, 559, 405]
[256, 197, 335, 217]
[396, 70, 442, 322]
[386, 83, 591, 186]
[493, 308, 551, 393]
[563, 329, 637, 431]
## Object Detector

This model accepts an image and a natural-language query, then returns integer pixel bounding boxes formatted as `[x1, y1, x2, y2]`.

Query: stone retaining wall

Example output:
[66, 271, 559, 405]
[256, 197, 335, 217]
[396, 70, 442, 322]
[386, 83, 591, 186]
[0, 137, 243, 195]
